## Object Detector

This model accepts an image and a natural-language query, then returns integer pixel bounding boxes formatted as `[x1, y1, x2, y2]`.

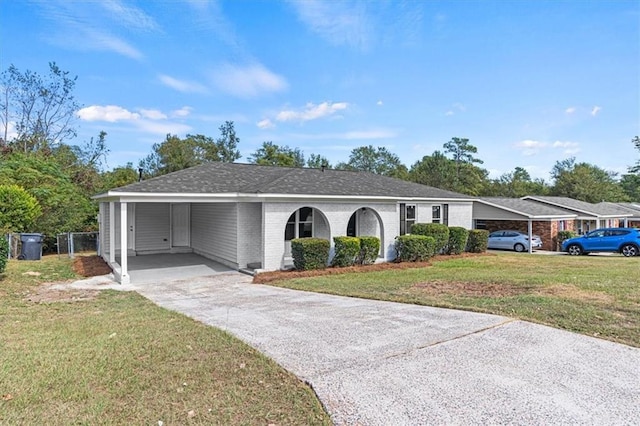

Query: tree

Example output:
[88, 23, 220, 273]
[621, 136, 640, 200]
[442, 137, 485, 189]
[98, 163, 139, 192]
[139, 133, 220, 177]
[306, 153, 331, 169]
[409, 151, 457, 190]
[485, 167, 549, 197]
[336, 145, 408, 179]
[248, 141, 305, 167]
[0, 62, 80, 152]
[551, 157, 628, 202]
[216, 121, 241, 163]
[0, 184, 42, 232]
[630, 136, 640, 174]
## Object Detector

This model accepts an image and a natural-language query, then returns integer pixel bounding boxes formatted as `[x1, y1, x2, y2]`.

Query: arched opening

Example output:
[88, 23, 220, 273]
[346, 207, 384, 257]
[284, 207, 330, 258]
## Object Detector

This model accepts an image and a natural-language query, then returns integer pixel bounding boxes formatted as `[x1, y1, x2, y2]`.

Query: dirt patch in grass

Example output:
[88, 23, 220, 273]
[72, 255, 112, 277]
[411, 280, 535, 297]
[541, 285, 615, 303]
[254, 252, 490, 284]
[26, 287, 100, 303]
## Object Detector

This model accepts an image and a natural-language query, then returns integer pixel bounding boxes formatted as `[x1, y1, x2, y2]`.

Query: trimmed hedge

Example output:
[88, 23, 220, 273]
[332, 236, 361, 267]
[358, 236, 380, 265]
[447, 227, 469, 255]
[291, 238, 330, 270]
[0, 235, 8, 273]
[466, 229, 489, 253]
[411, 223, 450, 254]
[395, 235, 436, 262]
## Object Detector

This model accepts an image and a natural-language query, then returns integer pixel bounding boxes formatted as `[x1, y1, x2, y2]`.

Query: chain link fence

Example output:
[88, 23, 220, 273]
[56, 232, 99, 258]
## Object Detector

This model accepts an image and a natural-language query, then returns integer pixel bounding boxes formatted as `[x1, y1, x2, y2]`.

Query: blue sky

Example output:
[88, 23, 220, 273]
[2, 1, 638, 180]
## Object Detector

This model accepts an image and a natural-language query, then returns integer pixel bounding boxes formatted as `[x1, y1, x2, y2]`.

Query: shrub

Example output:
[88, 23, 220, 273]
[411, 223, 450, 254]
[0, 235, 8, 273]
[447, 227, 469, 255]
[291, 238, 330, 270]
[556, 230, 577, 250]
[395, 235, 436, 262]
[358, 236, 380, 265]
[466, 229, 489, 253]
[0, 184, 42, 232]
[331, 236, 361, 267]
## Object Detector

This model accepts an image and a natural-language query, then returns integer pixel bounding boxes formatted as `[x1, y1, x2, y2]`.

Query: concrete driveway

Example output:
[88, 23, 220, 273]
[129, 273, 640, 425]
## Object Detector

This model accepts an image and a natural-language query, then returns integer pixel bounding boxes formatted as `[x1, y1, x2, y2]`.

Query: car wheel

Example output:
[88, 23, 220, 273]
[567, 244, 582, 256]
[514, 243, 526, 252]
[621, 244, 638, 257]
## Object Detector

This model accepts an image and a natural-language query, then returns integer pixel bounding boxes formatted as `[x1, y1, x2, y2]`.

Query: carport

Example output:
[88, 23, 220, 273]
[115, 253, 235, 284]
[474, 198, 577, 251]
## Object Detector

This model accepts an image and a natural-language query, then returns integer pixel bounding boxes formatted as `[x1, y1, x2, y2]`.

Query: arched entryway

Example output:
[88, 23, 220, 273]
[284, 206, 330, 257]
[346, 207, 384, 257]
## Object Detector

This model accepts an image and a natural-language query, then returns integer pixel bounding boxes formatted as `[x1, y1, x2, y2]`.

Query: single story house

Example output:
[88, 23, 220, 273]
[93, 162, 474, 283]
[521, 196, 632, 234]
[473, 197, 577, 251]
[597, 202, 640, 228]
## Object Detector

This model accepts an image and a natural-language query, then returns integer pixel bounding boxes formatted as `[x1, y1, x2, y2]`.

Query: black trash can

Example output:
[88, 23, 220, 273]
[19, 233, 44, 260]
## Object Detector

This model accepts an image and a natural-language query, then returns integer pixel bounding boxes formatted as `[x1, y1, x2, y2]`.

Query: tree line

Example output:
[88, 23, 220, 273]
[1, 63, 639, 241]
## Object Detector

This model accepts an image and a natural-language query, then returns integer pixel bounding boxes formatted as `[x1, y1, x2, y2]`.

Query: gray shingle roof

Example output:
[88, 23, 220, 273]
[523, 196, 631, 217]
[598, 202, 640, 217]
[105, 162, 470, 199]
[478, 197, 577, 218]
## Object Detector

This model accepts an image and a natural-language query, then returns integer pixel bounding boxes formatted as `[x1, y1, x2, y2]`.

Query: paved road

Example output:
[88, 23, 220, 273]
[113, 272, 640, 425]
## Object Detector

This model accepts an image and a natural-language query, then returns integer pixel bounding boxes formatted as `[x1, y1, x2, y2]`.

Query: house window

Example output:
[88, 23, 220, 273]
[400, 203, 416, 235]
[431, 204, 449, 225]
[285, 207, 314, 241]
[474, 219, 487, 230]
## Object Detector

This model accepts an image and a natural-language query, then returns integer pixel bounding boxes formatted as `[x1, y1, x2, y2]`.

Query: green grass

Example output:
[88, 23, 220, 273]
[267, 253, 640, 347]
[0, 257, 330, 425]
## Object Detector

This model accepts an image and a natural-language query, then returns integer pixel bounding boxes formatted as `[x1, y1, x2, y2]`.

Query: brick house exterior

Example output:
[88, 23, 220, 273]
[94, 162, 475, 283]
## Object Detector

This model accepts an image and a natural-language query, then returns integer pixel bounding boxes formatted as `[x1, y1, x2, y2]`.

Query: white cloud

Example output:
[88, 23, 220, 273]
[376, 100, 383, 106]
[100, 0, 159, 32]
[276, 102, 348, 122]
[552, 141, 581, 154]
[591, 106, 602, 116]
[288, 0, 371, 49]
[257, 119, 275, 129]
[77, 105, 140, 122]
[445, 102, 466, 116]
[210, 63, 288, 98]
[514, 139, 548, 156]
[171, 106, 193, 118]
[139, 109, 167, 120]
[445, 111, 454, 116]
[565, 107, 576, 114]
[2, 121, 18, 141]
[135, 120, 191, 135]
[159, 74, 208, 94]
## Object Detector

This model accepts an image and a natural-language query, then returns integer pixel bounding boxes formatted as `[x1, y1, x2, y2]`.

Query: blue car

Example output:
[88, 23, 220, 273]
[562, 228, 640, 257]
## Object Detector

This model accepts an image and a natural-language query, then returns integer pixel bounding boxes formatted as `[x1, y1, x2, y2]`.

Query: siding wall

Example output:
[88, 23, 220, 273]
[135, 203, 170, 252]
[191, 203, 238, 267]
[415, 202, 474, 228]
[236, 203, 262, 268]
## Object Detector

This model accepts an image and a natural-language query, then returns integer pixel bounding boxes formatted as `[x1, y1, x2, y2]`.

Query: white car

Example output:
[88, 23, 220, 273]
[487, 230, 543, 252]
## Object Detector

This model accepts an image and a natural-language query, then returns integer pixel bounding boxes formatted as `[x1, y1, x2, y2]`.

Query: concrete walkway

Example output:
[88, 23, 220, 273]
[124, 273, 640, 425]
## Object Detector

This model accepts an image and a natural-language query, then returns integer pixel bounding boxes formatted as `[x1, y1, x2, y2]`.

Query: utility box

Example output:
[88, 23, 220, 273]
[19, 233, 44, 260]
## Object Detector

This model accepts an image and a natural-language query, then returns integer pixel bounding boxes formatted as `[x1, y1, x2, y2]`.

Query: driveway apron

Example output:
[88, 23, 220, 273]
[133, 273, 640, 425]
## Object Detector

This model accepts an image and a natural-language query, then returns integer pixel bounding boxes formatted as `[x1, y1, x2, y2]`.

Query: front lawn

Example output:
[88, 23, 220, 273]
[261, 253, 640, 347]
[0, 256, 330, 425]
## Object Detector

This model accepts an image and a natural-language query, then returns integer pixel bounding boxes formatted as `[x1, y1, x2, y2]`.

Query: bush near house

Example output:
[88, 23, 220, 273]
[447, 227, 469, 255]
[0, 235, 9, 273]
[395, 235, 437, 262]
[466, 229, 489, 253]
[411, 223, 450, 254]
[292, 238, 330, 270]
[556, 230, 577, 250]
[332, 236, 361, 267]
[358, 236, 380, 265]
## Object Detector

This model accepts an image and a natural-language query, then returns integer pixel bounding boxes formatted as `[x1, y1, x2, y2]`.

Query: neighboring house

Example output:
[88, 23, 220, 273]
[473, 197, 577, 251]
[93, 162, 474, 283]
[598, 202, 640, 228]
[522, 196, 632, 235]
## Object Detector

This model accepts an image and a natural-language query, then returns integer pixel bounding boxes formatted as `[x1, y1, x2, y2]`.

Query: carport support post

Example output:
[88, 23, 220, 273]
[120, 202, 130, 284]
[109, 202, 115, 264]
[528, 219, 533, 254]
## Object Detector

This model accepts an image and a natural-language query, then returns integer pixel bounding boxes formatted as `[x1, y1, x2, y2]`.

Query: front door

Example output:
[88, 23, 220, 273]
[172, 203, 190, 247]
